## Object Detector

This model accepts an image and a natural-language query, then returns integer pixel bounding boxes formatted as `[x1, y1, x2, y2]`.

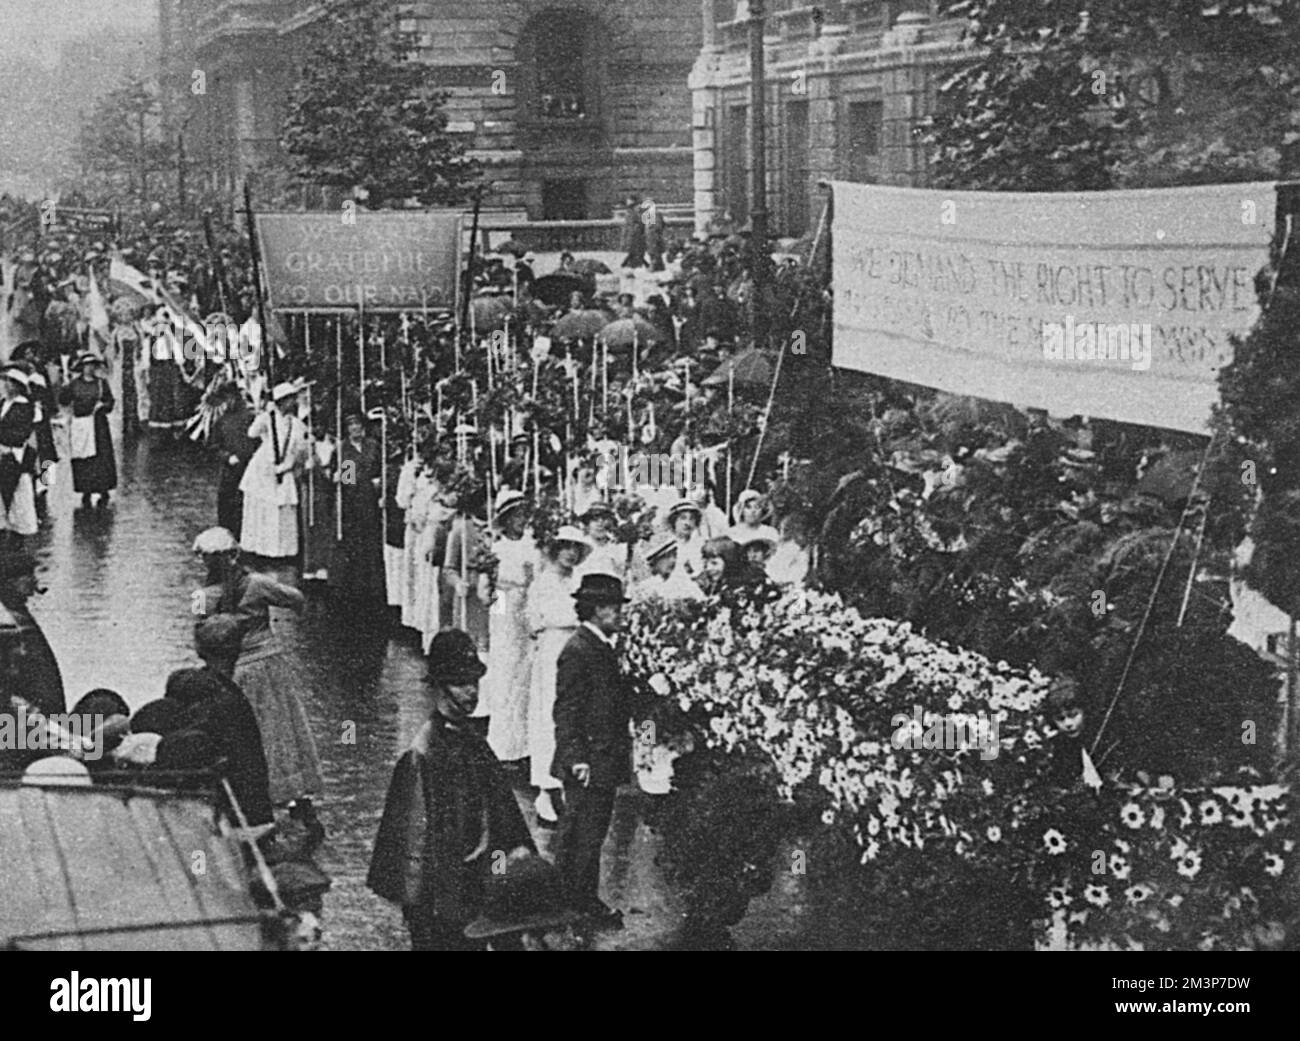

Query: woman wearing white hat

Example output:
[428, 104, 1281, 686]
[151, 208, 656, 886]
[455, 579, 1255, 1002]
[58, 354, 117, 509]
[525, 525, 592, 824]
[483, 489, 536, 764]
[239, 381, 308, 558]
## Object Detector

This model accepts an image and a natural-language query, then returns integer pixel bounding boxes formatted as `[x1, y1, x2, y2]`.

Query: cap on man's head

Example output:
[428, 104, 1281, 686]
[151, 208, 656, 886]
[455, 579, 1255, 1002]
[426, 628, 487, 684]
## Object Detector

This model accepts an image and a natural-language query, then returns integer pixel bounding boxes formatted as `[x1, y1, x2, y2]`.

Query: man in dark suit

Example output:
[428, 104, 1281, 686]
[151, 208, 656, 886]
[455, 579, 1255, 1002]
[551, 572, 636, 928]
[209, 384, 257, 539]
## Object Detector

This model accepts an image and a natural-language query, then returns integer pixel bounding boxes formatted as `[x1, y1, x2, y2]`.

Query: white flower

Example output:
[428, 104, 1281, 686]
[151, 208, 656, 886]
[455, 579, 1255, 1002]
[1043, 828, 1067, 856]
[1125, 884, 1152, 906]
[1108, 854, 1131, 880]
[1176, 849, 1203, 879]
[821, 809, 836, 826]
[1198, 798, 1223, 825]
[1119, 802, 1145, 829]
[986, 825, 1001, 843]
[1264, 852, 1284, 877]
[947, 693, 963, 711]
[1084, 884, 1110, 908]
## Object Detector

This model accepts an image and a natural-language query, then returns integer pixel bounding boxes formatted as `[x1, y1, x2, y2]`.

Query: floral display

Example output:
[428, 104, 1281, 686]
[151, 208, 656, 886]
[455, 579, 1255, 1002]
[625, 587, 1294, 949]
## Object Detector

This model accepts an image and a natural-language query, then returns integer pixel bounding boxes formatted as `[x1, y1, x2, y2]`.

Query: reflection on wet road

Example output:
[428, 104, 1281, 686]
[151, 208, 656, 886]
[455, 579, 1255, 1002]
[29, 415, 817, 950]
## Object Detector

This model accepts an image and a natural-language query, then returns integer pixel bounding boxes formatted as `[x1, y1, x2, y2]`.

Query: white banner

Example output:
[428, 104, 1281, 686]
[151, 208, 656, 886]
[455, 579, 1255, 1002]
[831, 181, 1277, 433]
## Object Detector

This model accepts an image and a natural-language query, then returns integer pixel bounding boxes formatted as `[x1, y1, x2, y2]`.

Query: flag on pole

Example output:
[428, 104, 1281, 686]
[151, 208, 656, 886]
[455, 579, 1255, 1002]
[108, 253, 161, 305]
[86, 269, 111, 346]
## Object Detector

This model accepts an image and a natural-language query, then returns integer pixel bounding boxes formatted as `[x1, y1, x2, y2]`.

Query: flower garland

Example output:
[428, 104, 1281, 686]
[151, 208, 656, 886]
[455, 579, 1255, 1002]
[625, 588, 1294, 948]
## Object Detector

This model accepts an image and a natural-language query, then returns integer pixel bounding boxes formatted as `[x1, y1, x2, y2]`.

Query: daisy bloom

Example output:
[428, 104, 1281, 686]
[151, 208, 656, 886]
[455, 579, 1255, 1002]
[1119, 802, 1145, 829]
[1043, 828, 1067, 856]
[1125, 884, 1152, 906]
[1264, 853, 1284, 878]
[986, 825, 1002, 843]
[1109, 854, 1131, 880]
[1084, 884, 1110, 908]
[1198, 799, 1223, 825]
[1176, 850, 1203, 880]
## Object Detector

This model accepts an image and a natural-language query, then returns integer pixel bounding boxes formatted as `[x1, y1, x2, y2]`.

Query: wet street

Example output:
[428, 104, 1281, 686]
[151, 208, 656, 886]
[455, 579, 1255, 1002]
[27, 395, 827, 951]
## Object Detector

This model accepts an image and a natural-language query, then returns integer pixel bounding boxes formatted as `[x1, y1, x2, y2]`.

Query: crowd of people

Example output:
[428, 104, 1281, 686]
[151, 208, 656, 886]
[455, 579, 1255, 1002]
[0, 189, 829, 948]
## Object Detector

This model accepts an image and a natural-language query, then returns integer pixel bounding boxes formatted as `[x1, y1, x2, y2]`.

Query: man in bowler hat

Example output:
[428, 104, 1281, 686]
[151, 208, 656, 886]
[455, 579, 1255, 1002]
[368, 629, 535, 950]
[551, 573, 640, 928]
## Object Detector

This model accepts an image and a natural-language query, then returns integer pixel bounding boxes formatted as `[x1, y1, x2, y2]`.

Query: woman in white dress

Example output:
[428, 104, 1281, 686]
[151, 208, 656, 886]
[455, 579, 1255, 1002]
[526, 524, 591, 824]
[726, 488, 779, 549]
[483, 490, 537, 763]
[239, 382, 309, 558]
[395, 456, 429, 630]
[577, 501, 625, 578]
[419, 474, 456, 654]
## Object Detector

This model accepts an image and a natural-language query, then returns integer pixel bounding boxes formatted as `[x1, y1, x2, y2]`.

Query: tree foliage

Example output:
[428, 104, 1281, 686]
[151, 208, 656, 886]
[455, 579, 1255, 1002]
[924, 0, 1300, 190]
[74, 75, 174, 202]
[279, 0, 480, 208]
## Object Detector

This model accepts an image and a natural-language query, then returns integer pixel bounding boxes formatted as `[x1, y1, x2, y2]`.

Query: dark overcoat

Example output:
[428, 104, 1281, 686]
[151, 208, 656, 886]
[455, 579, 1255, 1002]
[367, 715, 534, 925]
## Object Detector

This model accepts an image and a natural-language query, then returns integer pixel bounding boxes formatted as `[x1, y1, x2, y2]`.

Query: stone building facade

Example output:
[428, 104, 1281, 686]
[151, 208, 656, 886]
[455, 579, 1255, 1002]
[689, 0, 967, 238]
[158, 0, 700, 220]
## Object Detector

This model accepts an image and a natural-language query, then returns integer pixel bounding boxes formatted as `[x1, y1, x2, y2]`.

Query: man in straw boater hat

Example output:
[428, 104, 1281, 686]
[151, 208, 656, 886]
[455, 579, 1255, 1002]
[551, 572, 645, 930]
[58, 352, 118, 510]
[239, 380, 309, 559]
[633, 535, 703, 603]
[368, 629, 535, 951]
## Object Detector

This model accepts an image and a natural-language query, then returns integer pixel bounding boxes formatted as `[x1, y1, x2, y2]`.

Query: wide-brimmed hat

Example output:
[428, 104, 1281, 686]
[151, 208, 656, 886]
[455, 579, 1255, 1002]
[645, 537, 678, 565]
[1, 366, 30, 387]
[74, 352, 103, 370]
[495, 488, 527, 520]
[426, 629, 487, 684]
[666, 499, 702, 523]
[579, 501, 615, 523]
[463, 854, 583, 940]
[573, 572, 629, 605]
[552, 525, 593, 560]
[732, 488, 767, 523]
[192, 526, 239, 555]
[271, 380, 304, 403]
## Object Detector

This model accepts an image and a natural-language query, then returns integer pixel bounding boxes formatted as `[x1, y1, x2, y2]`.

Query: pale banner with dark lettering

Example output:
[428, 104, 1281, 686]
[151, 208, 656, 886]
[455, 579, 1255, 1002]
[831, 181, 1277, 433]
[255, 211, 462, 311]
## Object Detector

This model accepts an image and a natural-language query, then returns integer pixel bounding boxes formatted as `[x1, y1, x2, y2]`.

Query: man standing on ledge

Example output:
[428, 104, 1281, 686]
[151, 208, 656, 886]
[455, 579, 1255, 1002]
[551, 572, 638, 929]
[367, 629, 535, 950]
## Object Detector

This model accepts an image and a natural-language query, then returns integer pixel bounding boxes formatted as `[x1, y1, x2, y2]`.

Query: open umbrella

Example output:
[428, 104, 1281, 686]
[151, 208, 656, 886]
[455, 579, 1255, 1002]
[491, 238, 528, 258]
[570, 258, 612, 276]
[470, 294, 511, 333]
[701, 347, 774, 388]
[551, 309, 610, 342]
[599, 317, 663, 349]
[532, 272, 593, 307]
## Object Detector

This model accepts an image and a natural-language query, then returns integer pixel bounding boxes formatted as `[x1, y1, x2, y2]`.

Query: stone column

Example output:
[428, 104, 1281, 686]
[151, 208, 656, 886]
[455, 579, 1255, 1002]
[690, 44, 724, 236]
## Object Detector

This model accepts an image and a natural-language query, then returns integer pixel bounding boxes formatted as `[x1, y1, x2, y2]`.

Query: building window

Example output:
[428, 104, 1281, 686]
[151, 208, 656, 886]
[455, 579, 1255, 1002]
[783, 99, 810, 236]
[520, 8, 597, 121]
[542, 179, 589, 220]
[724, 104, 749, 224]
[845, 99, 883, 183]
